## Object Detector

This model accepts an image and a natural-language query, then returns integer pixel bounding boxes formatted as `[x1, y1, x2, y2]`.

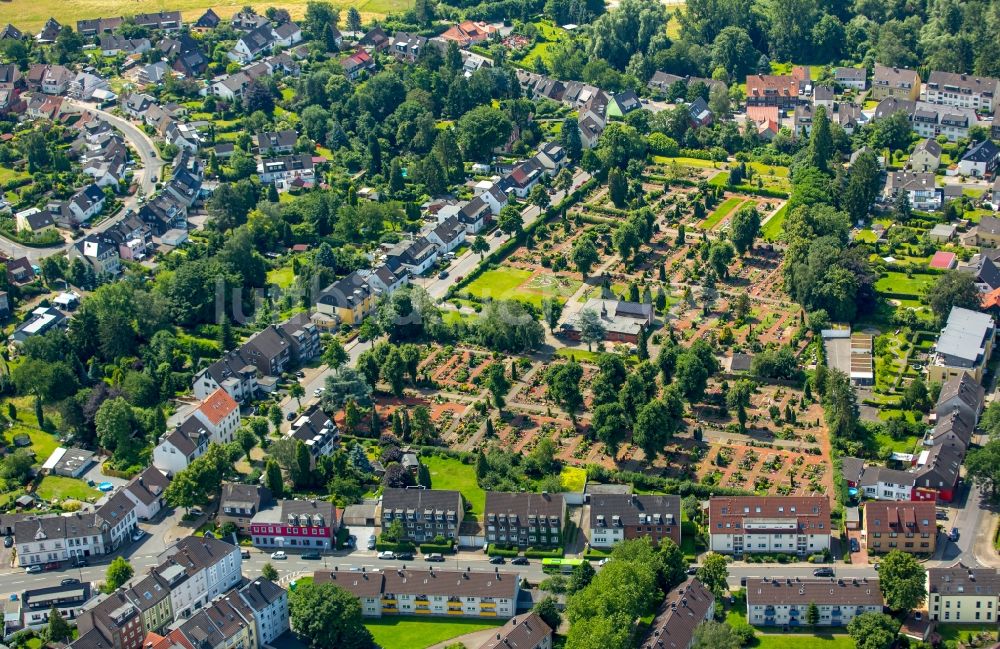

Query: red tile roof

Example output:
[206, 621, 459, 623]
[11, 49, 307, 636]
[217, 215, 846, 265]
[198, 388, 238, 426]
[746, 75, 798, 99]
[929, 251, 957, 270]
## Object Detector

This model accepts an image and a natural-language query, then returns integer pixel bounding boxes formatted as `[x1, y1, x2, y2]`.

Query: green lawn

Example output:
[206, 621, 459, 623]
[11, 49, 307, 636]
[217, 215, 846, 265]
[36, 476, 100, 503]
[464, 268, 579, 308]
[936, 624, 998, 644]
[761, 204, 788, 241]
[702, 197, 747, 230]
[875, 272, 936, 297]
[554, 348, 605, 363]
[423, 455, 486, 518]
[267, 266, 296, 289]
[0, 166, 29, 184]
[651, 156, 722, 169]
[365, 617, 502, 649]
[726, 592, 854, 648]
[560, 466, 586, 492]
[6, 425, 60, 465]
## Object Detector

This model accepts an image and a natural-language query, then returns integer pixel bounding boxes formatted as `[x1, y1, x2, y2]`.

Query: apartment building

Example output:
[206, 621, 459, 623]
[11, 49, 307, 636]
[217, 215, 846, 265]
[249, 499, 338, 550]
[237, 578, 289, 645]
[153, 389, 241, 476]
[588, 494, 681, 549]
[152, 536, 243, 620]
[746, 577, 883, 627]
[123, 572, 173, 633]
[485, 492, 565, 549]
[922, 71, 999, 112]
[175, 595, 254, 649]
[708, 496, 832, 556]
[928, 307, 995, 384]
[863, 501, 936, 554]
[927, 564, 1000, 623]
[287, 407, 339, 465]
[75, 591, 145, 649]
[478, 613, 552, 649]
[745, 75, 799, 108]
[872, 65, 921, 101]
[381, 488, 464, 543]
[639, 578, 715, 649]
[20, 581, 95, 629]
[314, 567, 521, 619]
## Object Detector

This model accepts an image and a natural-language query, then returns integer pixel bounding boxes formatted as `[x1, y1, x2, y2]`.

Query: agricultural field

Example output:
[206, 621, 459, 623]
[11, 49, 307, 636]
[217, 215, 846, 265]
[5, 0, 412, 32]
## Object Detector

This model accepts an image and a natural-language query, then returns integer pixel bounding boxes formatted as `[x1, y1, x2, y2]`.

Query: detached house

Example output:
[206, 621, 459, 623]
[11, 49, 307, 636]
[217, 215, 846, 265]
[958, 139, 1000, 178]
[909, 138, 942, 172]
[257, 154, 315, 191]
[219, 483, 272, 533]
[341, 49, 375, 80]
[231, 25, 276, 64]
[256, 129, 297, 154]
[391, 32, 426, 62]
[123, 466, 169, 521]
[882, 171, 942, 211]
[872, 65, 921, 101]
[67, 234, 121, 278]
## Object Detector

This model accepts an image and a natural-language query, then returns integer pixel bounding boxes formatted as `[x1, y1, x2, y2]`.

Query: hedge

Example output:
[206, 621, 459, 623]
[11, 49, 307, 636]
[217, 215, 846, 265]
[586, 465, 753, 498]
[724, 184, 790, 199]
[375, 539, 416, 553]
[486, 544, 520, 557]
[418, 542, 455, 554]
[524, 547, 564, 559]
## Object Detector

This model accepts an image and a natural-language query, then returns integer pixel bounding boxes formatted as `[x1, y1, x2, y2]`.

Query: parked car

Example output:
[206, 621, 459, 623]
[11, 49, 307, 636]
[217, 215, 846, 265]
[813, 567, 835, 577]
[43, 563, 59, 571]
[301, 552, 321, 560]
[367, 535, 377, 550]
[60, 578, 80, 586]
[270, 551, 287, 560]
[295, 370, 305, 378]
[25, 565, 41, 574]
[936, 510, 949, 520]
[131, 529, 144, 542]
[686, 566, 697, 575]
[71, 556, 87, 568]
[494, 230, 503, 238]
[849, 538, 860, 552]
[511, 557, 529, 566]
[873, 562, 880, 571]
[424, 553, 445, 562]
[241, 549, 251, 559]
[285, 411, 296, 421]
[3, 536, 11, 548]
[489, 555, 505, 565]
[438, 271, 449, 280]
[378, 551, 396, 560]
[313, 387, 324, 397]
[396, 552, 414, 561]
[347, 535, 357, 549]
[598, 558, 611, 567]
[950, 528, 960, 541]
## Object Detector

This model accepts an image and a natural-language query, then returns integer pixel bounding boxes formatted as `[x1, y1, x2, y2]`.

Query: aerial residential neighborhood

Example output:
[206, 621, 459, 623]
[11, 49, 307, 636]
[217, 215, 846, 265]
[1, 2, 1000, 649]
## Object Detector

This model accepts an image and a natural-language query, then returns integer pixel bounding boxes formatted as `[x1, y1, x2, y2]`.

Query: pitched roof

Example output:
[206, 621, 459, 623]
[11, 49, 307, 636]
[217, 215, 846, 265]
[197, 388, 239, 426]
[936, 373, 985, 414]
[477, 612, 552, 649]
[709, 496, 831, 533]
[485, 492, 564, 522]
[746, 74, 798, 99]
[314, 569, 384, 598]
[125, 466, 169, 506]
[590, 494, 680, 528]
[863, 500, 935, 536]
[382, 487, 462, 514]
[382, 567, 518, 599]
[962, 139, 1000, 164]
[873, 64, 919, 89]
[929, 251, 956, 269]
[640, 578, 715, 649]
[746, 577, 883, 606]
[221, 482, 271, 511]
[928, 563, 1000, 596]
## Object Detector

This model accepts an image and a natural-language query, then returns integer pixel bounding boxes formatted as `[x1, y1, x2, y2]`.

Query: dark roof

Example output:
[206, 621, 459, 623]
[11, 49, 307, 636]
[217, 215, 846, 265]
[221, 482, 271, 512]
[746, 577, 883, 606]
[640, 579, 715, 649]
[485, 492, 564, 523]
[194, 9, 221, 28]
[962, 139, 1000, 164]
[477, 613, 551, 649]
[314, 569, 383, 598]
[840, 457, 866, 484]
[382, 487, 462, 514]
[589, 494, 680, 528]
[124, 466, 169, 506]
[928, 563, 1000, 596]
[936, 373, 985, 414]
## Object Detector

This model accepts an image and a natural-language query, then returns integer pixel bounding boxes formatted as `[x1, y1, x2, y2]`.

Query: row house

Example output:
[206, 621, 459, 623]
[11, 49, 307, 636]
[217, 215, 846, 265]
[484, 492, 565, 549]
[236, 578, 289, 645]
[928, 564, 1000, 623]
[104, 214, 153, 262]
[588, 493, 680, 549]
[922, 71, 999, 112]
[152, 536, 244, 620]
[341, 49, 375, 81]
[746, 577, 883, 627]
[76, 17, 123, 37]
[219, 483, 272, 533]
[872, 65, 921, 101]
[381, 488, 464, 543]
[479, 613, 552, 649]
[708, 496, 831, 556]
[249, 499, 338, 550]
[75, 591, 145, 649]
[100, 35, 151, 56]
[133, 11, 182, 31]
[639, 578, 714, 649]
[174, 596, 255, 649]
[863, 501, 936, 554]
[257, 154, 315, 191]
[935, 372, 985, 425]
[123, 572, 173, 633]
[315, 567, 520, 618]
[153, 389, 241, 475]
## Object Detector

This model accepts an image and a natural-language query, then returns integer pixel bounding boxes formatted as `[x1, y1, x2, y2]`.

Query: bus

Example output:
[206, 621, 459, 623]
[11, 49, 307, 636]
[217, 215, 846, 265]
[541, 558, 585, 574]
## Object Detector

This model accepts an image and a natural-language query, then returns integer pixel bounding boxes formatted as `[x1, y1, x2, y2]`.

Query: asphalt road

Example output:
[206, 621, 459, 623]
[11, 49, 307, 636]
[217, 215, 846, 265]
[0, 100, 164, 263]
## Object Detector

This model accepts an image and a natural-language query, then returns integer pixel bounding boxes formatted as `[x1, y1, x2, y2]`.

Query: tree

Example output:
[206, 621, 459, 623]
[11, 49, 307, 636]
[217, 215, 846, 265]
[571, 236, 600, 278]
[47, 606, 72, 643]
[878, 550, 927, 612]
[806, 601, 819, 626]
[927, 271, 980, 325]
[691, 621, 740, 649]
[608, 167, 628, 207]
[808, 106, 833, 172]
[290, 582, 375, 649]
[457, 106, 513, 160]
[532, 595, 562, 631]
[265, 459, 284, 498]
[484, 363, 511, 411]
[561, 116, 582, 161]
[346, 6, 362, 31]
[497, 205, 524, 238]
[726, 379, 754, 432]
[529, 184, 551, 211]
[105, 557, 134, 592]
[729, 205, 760, 255]
[546, 361, 584, 416]
[322, 367, 373, 409]
[823, 369, 858, 439]
[658, 538, 689, 590]
[710, 26, 757, 79]
[844, 150, 882, 223]
[675, 351, 710, 402]
[966, 439, 1000, 500]
[901, 378, 928, 412]
[323, 339, 348, 373]
[542, 298, 563, 333]
[847, 612, 899, 649]
[262, 563, 279, 581]
[696, 552, 728, 596]
[471, 235, 489, 259]
[708, 241, 735, 278]
[290, 382, 305, 408]
[577, 308, 606, 351]
[95, 397, 139, 467]
[568, 560, 596, 594]
[633, 395, 682, 459]
[591, 403, 628, 459]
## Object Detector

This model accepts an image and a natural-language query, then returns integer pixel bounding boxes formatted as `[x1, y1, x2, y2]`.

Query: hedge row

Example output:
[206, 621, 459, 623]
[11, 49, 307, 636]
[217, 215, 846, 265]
[486, 544, 520, 557]
[418, 542, 455, 554]
[524, 547, 564, 559]
[375, 540, 416, 553]
[725, 184, 790, 199]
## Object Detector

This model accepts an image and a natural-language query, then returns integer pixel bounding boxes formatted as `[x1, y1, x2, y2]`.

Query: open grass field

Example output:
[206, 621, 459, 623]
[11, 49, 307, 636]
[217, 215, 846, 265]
[266, 266, 295, 289]
[365, 617, 502, 649]
[464, 268, 579, 308]
[702, 197, 747, 230]
[560, 465, 586, 492]
[36, 475, 100, 502]
[875, 272, 936, 297]
[0, 166, 28, 185]
[761, 204, 788, 241]
[423, 455, 486, 517]
[5, 424, 60, 465]
[651, 155, 722, 169]
[4, 0, 413, 32]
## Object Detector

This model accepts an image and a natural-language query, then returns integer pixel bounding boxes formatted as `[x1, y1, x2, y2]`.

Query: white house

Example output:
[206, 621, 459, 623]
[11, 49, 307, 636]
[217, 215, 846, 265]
[425, 216, 467, 253]
[708, 496, 832, 556]
[230, 25, 276, 63]
[122, 466, 169, 520]
[238, 579, 289, 645]
[154, 536, 243, 620]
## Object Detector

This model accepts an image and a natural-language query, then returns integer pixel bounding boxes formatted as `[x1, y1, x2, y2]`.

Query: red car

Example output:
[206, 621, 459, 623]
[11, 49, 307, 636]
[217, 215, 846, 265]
[43, 562, 60, 571]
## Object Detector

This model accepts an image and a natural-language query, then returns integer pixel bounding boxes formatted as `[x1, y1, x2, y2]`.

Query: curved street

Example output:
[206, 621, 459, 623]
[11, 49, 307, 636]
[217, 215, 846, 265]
[0, 100, 164, 262]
